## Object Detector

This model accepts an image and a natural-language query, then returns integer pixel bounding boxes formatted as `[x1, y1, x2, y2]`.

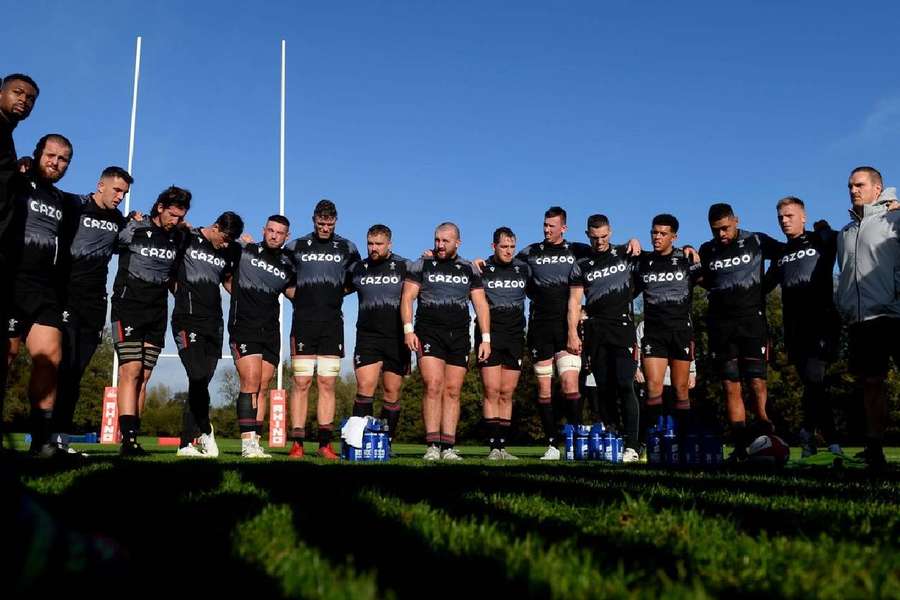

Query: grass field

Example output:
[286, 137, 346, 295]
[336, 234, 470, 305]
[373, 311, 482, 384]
[9, 436, 900, 598]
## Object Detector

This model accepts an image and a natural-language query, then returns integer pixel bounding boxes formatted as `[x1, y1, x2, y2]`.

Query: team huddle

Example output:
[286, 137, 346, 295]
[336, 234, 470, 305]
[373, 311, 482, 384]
[1, 72, 897, 468]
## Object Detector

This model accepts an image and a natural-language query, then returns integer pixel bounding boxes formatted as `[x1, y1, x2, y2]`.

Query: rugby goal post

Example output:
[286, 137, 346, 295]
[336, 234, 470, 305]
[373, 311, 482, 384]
[101, 39, 290, 447]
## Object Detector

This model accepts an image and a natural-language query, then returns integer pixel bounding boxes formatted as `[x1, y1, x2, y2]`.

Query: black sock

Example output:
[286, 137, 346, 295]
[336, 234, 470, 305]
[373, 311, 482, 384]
[497, 418, 511, 449]
[119, 414, 138, 444]
[381, 401, 400, 440]
[484, 417, 499, 449]
[353, 394, 374, 417]
[564, 392, 582, 425]
[30, 408, 53, 449]
[180, 401, 195, 448]
[236, 392, 256, 435]
[440, 433, 455, 451]
[318, 424, 333, 448]
[646, 401, 663, 429]
[289, 427, 305, 443]
[618, 380, 640, 450]
[538, 398, 556, 445]
[731, 421, 748, 454]
[188, 378, 212, 435]
[674, 408, 691, 436]
[255, 420, 264, 437]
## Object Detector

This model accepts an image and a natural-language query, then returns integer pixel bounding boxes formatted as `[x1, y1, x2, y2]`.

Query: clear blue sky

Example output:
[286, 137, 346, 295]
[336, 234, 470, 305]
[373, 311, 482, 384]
[6, 1, 900, 403]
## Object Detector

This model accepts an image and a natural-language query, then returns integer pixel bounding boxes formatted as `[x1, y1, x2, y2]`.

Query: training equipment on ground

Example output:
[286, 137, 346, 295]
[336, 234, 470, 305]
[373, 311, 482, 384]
[747, 434, 790, 465]
[487, 448, 503, 460]
[341, 417, 391, 462]
[563, 424, 623, 463]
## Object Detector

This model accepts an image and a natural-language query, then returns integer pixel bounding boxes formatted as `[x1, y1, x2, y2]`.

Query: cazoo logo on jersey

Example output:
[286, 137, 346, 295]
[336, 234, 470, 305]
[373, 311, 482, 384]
[585, 263, 627, 281]
[534, 255, 573, 265]
[251, 257, 288, 279]
[427, 273, 469, 284]
[140, 247, 176, 260]
[777, 248, 818, 266]
[300, 252, 342, 263]
[708, 254, 751, 270]
[486, 279, 525, 289]
[360, 274, 401, 285]
[642, 271, 685, 283]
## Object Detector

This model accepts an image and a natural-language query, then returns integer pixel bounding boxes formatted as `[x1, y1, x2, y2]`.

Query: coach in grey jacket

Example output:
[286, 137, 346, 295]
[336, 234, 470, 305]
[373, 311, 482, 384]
[836, 166, 899, 468]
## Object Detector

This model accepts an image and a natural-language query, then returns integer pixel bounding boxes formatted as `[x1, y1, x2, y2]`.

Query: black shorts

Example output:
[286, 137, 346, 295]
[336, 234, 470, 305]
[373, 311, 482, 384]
[527, 318, 567, 362]
[416, 326, 470, 368]
[476, 330, 524, 370]
[848, 317, 900, 378]
[230, 331, 280, 366]
[585, 342, 637, 389]
[7, 282, 62, 338]
[707, 314, 768, 364]
[353, 332, 411, 375]
[784, 314, 840, 364]
[111, 299, 167, 348]
[173, 324, 223, 381]
[290, 318, 344, 357]
[641, 326, 694, 362]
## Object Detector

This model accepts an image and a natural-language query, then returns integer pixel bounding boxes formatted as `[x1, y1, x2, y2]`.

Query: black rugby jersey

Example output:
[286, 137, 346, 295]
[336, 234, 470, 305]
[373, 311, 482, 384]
[516, 239, 591, 322]
[112, 216, 184, 310]
[698, 229, 783, 318]
[406, 255, 483, 330]
[636, 249, 700, 330]
[569, 245, 637, 321]
[228, 241, 295, 339]
[480, 256, 530, 336]
[349, 253, 409, 338]
[62, 193, 126, 327]
[0, 114, 16, 173]
[172, 228, 232, 330]
[285, 233, 360, 321]
[765, 229, 837, 324]
[6, 176, 69, 287]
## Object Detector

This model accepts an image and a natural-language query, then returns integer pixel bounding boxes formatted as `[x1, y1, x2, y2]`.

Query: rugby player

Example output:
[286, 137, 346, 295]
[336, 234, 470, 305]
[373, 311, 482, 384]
[513, 206, 639, 459]
[478, 227, 530, 460]
[4, 134, 72, 456]
[698, 203, 783, 462]
[765, 197, 843, 457]
[401, 222, 491, 460]
[347, 224, 410, 441]
[227, 215, 295, 459]
[0, 74, 38, 171]
[52, 167, 131, 454]
[284, 200, 360, 459]
[111, 186, 191, 456]
[836, 167, 899, 469]
[172, 212, 244, 457]
[635, 214, 700, 438]
[567, 214, 641, 462]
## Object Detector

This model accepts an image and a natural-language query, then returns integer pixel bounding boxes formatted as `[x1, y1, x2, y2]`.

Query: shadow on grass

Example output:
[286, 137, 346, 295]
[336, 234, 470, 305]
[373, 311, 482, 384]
[10, 455, 900, 597]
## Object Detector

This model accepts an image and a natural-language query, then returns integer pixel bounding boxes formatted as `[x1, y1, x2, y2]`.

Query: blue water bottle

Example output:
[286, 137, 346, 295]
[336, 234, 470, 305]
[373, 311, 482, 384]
[563, 424, 575, 460]
[574, 425, 590, 460]
[683, 430, 701, 466]
[589, 423, 604, 459]
[616, 437, 624, 463]
[602, 432, 616, 462]
[647, 426, 663, 465]
[662, 429, 679, 465]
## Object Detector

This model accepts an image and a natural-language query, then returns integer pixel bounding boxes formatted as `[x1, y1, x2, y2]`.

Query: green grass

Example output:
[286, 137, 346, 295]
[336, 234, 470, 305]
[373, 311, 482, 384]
[8, 435, 900, 598]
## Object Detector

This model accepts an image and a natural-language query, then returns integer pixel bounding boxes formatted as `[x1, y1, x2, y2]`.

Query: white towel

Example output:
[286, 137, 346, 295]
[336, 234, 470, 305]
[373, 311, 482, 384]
[341, 416, 370, 448]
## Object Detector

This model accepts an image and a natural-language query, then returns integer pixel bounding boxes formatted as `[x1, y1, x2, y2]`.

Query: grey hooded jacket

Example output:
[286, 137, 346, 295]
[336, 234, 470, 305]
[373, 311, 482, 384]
[836, 187, 900, 324]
